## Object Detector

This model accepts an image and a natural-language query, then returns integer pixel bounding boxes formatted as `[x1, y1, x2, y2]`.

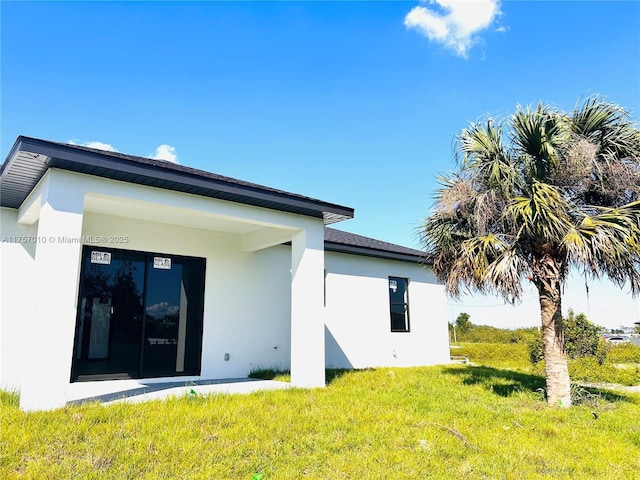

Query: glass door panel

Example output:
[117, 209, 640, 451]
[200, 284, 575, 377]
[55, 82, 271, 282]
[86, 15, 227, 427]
[141, 256, 183, 377]
[141, 255, 206, 377]
[72, 250, 145, 379]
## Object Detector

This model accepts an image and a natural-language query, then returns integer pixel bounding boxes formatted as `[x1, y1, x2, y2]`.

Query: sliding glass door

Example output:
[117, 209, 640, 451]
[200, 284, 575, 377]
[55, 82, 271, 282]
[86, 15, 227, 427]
[71, 247, 205, 382]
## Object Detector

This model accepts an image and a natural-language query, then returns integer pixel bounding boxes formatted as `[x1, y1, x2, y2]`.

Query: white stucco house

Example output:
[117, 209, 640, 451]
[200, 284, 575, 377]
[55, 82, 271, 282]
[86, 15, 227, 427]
[0, 136, 450, 411]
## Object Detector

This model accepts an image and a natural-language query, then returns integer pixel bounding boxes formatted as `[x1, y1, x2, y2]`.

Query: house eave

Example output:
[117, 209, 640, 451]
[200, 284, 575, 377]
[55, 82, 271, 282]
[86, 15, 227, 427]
[1, 136, 354, 225]
[324, 241, 430, 265]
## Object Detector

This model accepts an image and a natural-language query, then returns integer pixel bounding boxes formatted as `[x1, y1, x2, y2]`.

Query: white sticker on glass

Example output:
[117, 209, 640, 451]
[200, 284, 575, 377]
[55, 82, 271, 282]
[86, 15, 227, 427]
[91, 251, 111, 265]
[153, 257, 172, 270]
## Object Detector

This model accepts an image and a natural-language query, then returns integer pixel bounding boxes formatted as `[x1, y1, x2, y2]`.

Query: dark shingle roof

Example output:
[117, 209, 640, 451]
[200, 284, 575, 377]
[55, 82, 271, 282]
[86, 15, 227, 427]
[0, 136, 354, 224]
[325, 227, 429, 264]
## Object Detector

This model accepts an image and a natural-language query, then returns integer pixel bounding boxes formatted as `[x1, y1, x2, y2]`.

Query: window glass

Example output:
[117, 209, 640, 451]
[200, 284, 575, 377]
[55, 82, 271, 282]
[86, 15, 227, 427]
[389, 277, 410, 332]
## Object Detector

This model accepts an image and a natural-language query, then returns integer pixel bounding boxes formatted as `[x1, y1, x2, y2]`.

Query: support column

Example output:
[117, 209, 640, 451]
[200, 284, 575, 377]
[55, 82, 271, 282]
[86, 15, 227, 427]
[290, 224, 325, 388]
[19, 172, 85, 411]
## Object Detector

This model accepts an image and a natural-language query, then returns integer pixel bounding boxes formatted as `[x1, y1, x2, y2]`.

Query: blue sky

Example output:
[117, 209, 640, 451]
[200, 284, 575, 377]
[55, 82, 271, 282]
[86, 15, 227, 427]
[2, 1, 639, 329]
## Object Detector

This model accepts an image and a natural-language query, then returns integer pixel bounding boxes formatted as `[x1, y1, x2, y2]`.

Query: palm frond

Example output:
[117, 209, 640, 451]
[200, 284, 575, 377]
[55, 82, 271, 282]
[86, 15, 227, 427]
[563, 201, 640, 294]
[483, 247, 528, 302]
[568, 96, 640, 206]
[571, 96, 640, 158]
[441, 233, 526, 300]
[458, 119, 520, 194]
[506, 181, 572, 241]
[512, 104, 569, 181]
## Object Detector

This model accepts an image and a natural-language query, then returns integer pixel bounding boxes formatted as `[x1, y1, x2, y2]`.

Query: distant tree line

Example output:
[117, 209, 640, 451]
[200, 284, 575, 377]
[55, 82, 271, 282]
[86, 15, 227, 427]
[450, 310, 612, 365]
[450, 312, 539, 344]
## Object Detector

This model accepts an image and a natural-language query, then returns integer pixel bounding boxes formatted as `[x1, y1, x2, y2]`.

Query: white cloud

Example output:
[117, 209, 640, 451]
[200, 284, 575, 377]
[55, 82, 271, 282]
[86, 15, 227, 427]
[68, 139, 119, 152]
[68, 139, 179, 163]
[152, 144, 179, 163]
[404, 0, 502, 58]
[146, 301, 180, 319]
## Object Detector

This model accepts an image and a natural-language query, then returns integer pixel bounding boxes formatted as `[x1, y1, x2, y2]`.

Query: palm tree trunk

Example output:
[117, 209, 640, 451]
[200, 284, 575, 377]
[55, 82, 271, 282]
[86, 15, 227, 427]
[538, 281, 572, 407]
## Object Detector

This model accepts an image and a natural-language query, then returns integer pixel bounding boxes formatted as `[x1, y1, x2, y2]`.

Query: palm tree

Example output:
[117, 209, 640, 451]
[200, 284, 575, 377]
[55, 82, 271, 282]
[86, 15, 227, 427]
[422, 97, 640, 407]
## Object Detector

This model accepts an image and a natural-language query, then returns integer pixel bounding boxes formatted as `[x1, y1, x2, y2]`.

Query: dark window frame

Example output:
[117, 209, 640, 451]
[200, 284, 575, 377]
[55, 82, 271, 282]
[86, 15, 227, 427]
[70, 245, 206, 382]
[388, 276, 410, 332]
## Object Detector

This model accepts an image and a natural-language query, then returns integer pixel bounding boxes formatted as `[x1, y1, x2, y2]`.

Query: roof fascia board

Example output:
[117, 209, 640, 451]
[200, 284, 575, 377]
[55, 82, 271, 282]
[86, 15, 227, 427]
[324, 241, 428, 264]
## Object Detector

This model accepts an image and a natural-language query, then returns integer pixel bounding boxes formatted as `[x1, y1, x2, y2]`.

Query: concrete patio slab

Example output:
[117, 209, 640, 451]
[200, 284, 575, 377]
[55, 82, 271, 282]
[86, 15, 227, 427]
[65, 378, 292, 406]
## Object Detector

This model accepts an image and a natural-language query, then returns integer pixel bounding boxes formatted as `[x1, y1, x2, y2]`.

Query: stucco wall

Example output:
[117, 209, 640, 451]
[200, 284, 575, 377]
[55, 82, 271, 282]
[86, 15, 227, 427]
[0, 208, 37, 391]
[324, 251, 450, 369]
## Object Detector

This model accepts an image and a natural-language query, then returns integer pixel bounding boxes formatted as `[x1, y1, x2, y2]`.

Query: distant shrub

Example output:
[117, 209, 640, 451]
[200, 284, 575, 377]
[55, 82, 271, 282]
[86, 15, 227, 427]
[525, 356, 640, 386]
[607, 343, 640, 363]
[528, 334, 545, 365]
[563, 310, 607, 360]
[507, 327, 541, 344]
[527, 310, 609, 365]
[569, 357, 640, 386]
[455, 325, 539, 344]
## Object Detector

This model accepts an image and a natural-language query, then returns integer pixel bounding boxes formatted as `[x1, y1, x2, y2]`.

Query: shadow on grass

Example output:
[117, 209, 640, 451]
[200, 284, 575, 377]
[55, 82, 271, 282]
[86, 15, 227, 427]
[443, 365, 545, 397]
[325, 368, 353, 384]
[571, 384, 638, 404]
[442, 365, 636, 404]
[248, 368, 367, 385]
[248, 368, 288, 381]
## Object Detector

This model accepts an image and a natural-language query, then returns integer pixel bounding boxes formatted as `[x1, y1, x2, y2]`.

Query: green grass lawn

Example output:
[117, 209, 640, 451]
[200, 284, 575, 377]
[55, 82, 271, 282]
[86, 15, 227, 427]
[2, 362, 640, 479]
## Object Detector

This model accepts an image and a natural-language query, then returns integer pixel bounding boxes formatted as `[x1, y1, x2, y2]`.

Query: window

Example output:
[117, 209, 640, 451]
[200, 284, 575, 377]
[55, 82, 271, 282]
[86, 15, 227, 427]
[389, 277, 410, 332]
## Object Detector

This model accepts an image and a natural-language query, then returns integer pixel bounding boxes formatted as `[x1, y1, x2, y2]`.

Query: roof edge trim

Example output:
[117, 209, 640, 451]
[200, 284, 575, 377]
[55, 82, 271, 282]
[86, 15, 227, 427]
[325, 241, 431, 265]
